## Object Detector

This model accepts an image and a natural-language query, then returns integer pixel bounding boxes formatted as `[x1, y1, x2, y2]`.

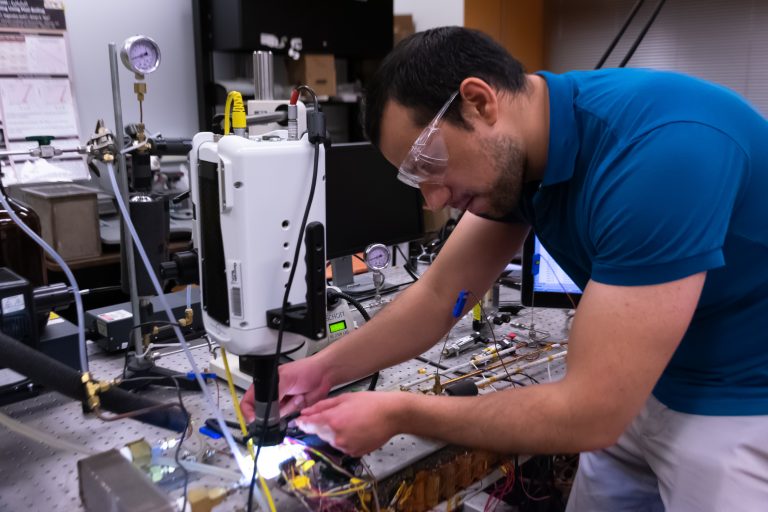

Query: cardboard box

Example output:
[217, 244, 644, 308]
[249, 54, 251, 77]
[20, 183, 101, 261]
[394, 14, 416, 45]
[287, 54, 336, 97]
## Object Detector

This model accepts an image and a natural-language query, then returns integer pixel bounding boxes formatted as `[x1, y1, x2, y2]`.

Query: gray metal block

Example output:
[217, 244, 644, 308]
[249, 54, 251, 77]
[78, 449, 175, 512]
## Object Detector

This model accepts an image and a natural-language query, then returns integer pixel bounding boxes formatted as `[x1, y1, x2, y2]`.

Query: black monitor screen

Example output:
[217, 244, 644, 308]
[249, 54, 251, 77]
[521, 233, 582, 308]
[325, 142, 424, 259]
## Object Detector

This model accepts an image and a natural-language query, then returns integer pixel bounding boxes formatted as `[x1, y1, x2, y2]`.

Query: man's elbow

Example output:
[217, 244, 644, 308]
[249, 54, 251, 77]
[561, 392, 639, 452]
[581, 420, 627, 451]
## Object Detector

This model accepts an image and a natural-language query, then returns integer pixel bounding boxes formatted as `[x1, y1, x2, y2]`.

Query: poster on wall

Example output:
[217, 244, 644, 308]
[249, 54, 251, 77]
[0, 0, 87, 185]
[0, 0, 66, 31]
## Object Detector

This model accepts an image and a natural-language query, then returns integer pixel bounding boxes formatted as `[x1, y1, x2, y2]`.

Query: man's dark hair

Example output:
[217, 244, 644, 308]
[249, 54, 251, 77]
[363, 26, 527, 146]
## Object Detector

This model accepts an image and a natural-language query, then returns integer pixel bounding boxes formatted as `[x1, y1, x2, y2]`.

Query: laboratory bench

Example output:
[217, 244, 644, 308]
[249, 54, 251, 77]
[0, 268, 571, 511]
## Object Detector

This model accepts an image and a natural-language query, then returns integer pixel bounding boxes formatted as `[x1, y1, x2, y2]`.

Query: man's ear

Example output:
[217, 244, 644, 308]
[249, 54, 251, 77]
[458, 78, 498, 126]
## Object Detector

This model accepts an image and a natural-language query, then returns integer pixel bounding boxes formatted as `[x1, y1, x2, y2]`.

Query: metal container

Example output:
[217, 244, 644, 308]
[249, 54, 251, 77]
[20, 183, 101, 261]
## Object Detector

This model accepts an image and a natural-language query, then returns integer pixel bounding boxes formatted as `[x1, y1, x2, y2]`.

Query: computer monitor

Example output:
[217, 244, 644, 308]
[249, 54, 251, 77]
[325, 142, 424, 292]
[521, 233, 582, 308]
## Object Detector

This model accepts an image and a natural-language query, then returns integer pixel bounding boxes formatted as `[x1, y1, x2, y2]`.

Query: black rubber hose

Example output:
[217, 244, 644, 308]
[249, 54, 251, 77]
[594, 0, 645, 69]
[618, 0, 667, 68]
[0, 331, 188, 432]
[328, 289, 371, 322]
[326, 289, 379, 390]
[444, 379, 479, 396]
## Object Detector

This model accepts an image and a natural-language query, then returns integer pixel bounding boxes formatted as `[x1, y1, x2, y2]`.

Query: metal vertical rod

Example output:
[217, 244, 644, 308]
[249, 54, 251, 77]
[253, 51, 274, 100]
[108, 42, 143, 355]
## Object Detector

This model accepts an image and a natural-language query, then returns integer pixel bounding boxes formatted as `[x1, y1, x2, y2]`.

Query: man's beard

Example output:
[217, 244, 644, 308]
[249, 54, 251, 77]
[481, 135, 526, 220]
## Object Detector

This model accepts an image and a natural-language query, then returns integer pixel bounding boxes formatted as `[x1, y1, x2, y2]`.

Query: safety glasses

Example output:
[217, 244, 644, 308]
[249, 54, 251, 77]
[397, 91, 459, 188]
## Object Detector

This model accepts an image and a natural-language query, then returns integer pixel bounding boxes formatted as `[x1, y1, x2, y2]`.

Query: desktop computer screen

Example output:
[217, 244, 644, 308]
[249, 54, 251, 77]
[521, 233, 582, 308]
[325, 142, 424, 260]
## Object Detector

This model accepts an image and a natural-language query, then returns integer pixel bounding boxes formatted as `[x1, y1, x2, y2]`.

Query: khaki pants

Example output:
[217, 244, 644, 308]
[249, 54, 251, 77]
[566, 395, 768, 511]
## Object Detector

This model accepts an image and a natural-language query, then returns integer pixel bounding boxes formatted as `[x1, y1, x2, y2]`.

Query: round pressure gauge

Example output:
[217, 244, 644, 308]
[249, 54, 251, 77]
[364, 243, 390, 271]
[120, 35, 161, 75]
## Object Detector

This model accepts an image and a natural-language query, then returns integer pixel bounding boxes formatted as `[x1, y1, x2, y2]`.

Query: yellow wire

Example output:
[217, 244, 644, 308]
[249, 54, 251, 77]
[220, 346, 277, 512]
[223, 91, 245, 135]
[220, 347, 252, 451]
[223, 92, 234, 135]
[230, 91, 246, 130]
[358, 490, 371, 512]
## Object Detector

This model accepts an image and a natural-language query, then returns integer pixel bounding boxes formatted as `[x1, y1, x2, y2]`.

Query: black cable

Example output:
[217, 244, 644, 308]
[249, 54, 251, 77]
[281, 341, 306, 357]
[173, 380, 191, 512]
[122, 321, 184, 379]
[394, 244, 420, 282]
[296, 85, 320, 111]
[247, 138, 322, 512]
[415, 355, 450, 371]
[469, 291, 517, 387]
[342, 280, 413, 300]
[120, 375, 190, 510]
[327, 289, 379, 390]
[594, 0, 646, 69]
[328, 289, 371, 322]
[618, 0, 668, 67]
[0, 169, 10, 200]
[80, 285, 124, 296]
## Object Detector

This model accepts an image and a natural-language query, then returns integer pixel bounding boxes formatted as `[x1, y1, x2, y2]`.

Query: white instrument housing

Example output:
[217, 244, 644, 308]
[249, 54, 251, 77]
[189, 130, 326, 356]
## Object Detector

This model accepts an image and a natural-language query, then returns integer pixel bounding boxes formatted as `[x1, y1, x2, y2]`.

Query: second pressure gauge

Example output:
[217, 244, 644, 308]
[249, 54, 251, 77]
[120, 35, 161, 75]
[364, 243, 391, 271]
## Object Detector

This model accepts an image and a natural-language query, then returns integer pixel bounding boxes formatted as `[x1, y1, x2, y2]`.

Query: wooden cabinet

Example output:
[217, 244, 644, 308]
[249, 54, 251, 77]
[464, 0, 544, 72]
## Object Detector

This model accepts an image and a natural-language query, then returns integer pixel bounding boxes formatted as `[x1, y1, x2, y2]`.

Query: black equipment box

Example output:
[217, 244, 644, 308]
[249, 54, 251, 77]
[86, 288, 204, 352]
[0, 268, 37, 351]
[39, 314, 81, 371]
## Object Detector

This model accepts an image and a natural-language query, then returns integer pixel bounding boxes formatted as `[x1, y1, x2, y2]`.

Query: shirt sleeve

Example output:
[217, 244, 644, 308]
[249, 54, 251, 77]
[589, 122, 748, 286]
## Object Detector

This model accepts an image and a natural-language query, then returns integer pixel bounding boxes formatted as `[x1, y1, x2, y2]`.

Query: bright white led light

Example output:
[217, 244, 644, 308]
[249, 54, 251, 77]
[256, 442, 307, 480]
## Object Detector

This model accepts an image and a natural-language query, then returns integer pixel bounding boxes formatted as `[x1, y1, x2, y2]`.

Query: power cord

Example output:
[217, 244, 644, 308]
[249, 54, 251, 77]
[119, 375, 190, 511]
[393, 244, 420, 282]
[326, 288, 379, 390]
[247, 86, 326, 512]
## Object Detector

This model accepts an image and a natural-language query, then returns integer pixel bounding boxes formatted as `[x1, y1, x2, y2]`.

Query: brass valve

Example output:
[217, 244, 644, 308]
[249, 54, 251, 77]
[178, 308, 194, 328]
[81, 372, 115, 412]
[431, 374, 443, 395]
[133, 82, 147, 102]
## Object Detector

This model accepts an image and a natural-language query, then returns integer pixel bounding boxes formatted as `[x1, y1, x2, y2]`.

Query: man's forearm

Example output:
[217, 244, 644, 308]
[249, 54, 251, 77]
[313, 215, 528, 389]
[395, 380, 621, 454]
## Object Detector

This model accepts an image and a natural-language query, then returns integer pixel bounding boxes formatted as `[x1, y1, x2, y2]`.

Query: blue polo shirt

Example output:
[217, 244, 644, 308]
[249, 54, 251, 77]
[518, 69, 768, 416]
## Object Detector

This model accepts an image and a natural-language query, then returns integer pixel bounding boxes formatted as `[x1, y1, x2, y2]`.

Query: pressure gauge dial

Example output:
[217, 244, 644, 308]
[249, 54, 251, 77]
[120, 35, 161, 75]
[364, 243, 390, 271]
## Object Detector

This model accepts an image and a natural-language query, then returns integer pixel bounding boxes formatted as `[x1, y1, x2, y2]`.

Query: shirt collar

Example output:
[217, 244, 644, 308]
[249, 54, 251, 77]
[536, 71, 580, 186]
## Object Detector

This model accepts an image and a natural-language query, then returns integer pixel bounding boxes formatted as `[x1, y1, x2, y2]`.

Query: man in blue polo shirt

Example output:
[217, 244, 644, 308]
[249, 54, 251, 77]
[242, 27, 768, 509]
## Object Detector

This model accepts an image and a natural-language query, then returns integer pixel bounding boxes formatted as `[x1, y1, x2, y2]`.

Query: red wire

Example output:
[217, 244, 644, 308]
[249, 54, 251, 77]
[484, 465, 515, 512]
[290, 89, 300, 105]
[518, 463, 550, 502]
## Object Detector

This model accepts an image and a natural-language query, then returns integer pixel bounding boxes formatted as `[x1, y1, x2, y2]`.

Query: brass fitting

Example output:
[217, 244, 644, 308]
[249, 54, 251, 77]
[432, 374, 443, 395]
[178, 308, 194, 328]
[125, 439, 152, 468]
[81, 372, 115, 412]
[187, 487, 229, 512]
[135, 122, 147, 144]
[133, 82, 147, 102]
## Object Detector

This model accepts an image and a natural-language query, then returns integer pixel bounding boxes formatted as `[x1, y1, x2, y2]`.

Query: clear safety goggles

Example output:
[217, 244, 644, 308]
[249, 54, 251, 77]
[397, 91, 459, 188]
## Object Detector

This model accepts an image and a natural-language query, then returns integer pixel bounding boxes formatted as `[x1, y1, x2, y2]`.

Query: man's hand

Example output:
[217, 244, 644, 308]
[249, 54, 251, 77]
[296, 391, 406, 457]
[240, 356, 333, 423]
